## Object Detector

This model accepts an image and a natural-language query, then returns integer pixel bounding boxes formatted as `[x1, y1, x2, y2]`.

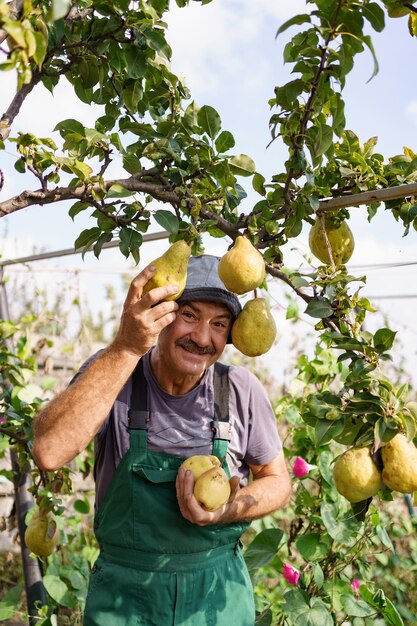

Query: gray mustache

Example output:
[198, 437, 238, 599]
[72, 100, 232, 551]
[176, 338, 216, 355]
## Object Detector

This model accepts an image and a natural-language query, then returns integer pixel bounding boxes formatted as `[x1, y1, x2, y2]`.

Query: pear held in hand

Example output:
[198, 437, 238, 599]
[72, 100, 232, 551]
[180, 455, 231, 511]
[309, 215, 354, 265]
[218, 236, 265, 295]
[180, 454, 221, 480]
[24, 508, 59, 557]
[333, 446, 382, 503]
[232, 297, 277, 357]
[143, 240, 191, 301]
[381, 433, 417, 493]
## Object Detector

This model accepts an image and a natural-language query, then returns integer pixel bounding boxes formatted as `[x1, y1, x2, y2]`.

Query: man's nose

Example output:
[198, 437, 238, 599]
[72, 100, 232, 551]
[190, 321, 211, 347]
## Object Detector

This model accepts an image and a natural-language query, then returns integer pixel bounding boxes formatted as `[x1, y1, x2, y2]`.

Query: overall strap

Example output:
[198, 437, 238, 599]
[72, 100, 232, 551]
[212, 362, 231, 460]
[127, 359, 149, 450]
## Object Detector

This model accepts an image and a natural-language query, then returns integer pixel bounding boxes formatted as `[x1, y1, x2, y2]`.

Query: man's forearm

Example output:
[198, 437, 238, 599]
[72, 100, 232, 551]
[32, 344, 139, 471]
[220, 475, 292, 524]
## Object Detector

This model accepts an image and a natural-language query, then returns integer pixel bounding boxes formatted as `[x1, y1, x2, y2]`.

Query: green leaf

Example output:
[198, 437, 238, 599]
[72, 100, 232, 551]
[54, 119, 85, 137]
[182, 101, 200, 132]
[295, 533, 330, 561]
[382, 596, 404, 626]
[51, 0, 71, 19]
[306, 124, 333, 160]
[252, 172, 266, 196]
[229, 154, 256, 177]
[74, 227, 101, 252]
[154, 210, 179, 234]
[244, 528, 284, 570]
[125, 47, 147, 79]
[340, 594, 375, 617]
[282, 591, 333, 626]
[373, 328, 396, 352]
[119, 227, 142, 263]
[106, 184, 133, 198]
[215, 130, 235, 153]
[320, 501, 360, 543]
[362, 2, 385, 32]
[376, 525, 394, 552]
[33, 31, 48, 68]
[286, 302, 298, 320]
[315, 419, 344, 446]
[197, 105, 221, 139]
[304, 297, 333, 319]
[311, 563, 324, 589]
[73, 497, 91, 514]
[43, 575, 76, 608]
[276, 13, 311, 37]
[0, 584, 22, 620]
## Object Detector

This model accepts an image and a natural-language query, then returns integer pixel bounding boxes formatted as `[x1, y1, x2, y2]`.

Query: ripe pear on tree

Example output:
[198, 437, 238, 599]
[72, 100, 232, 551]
[218, 236, 265, 295]
[309, 214, 354, 265]
[180, 455, 231, 511]
[381, 433, 417, 493]
[24, 508, 59, 557]
[231, 297, 277, 357]
[142, 240, 191, 301]
[333, 446, 382, 503]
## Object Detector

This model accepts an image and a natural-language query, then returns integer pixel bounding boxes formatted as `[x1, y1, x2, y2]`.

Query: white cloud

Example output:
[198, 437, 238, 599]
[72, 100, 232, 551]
[165, 0, 306, 94]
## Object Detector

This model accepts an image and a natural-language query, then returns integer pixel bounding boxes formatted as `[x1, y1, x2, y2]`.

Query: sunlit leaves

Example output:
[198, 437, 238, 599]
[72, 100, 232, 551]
[197, 105, 221, 139]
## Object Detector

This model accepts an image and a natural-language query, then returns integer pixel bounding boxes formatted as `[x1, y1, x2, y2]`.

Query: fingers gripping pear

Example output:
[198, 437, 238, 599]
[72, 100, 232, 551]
[143, 240, 191, 301]
[218, 236, 265, 295]
[381, 433, 417, 493]
[180, 455, 231, 511]
[309, 216, 354, 265]
[232, 297, 277, 357]
[333, 446, 382, 503]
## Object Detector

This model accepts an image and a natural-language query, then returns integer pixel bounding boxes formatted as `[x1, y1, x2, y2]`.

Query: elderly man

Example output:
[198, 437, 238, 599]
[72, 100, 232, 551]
[32, 253, 291, 626]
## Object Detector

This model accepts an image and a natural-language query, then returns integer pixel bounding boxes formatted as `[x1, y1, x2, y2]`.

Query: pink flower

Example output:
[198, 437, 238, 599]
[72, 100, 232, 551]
[351, 578, 360, 594]
[283, 563, 300, 585]
[293, 456, 316, 478]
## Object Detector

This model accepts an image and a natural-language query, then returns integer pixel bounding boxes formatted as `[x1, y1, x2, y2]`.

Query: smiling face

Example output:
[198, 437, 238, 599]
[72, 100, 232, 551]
[151, 300, 233, 395]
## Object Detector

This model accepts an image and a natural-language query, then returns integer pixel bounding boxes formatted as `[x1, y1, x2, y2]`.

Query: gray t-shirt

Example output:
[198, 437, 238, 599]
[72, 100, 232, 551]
[76, 349, 282, 508]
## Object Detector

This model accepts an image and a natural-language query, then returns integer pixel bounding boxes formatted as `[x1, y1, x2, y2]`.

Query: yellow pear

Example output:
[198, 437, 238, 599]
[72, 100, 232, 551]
[381, 433, 417, 493]
[218, 236, 265, 295]
[193, 466, 231, 511]
[142, 240, 191, 301]
[231, 297, 277, 357]
[309, 216, 354, 265]
[25, 509, 59, 557]
[333, 446, 382, 503]
[180, 455, 221, 480]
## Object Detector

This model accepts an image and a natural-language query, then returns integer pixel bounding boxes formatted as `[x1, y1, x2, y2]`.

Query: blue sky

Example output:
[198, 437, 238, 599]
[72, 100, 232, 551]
[1, 1, 417, 384]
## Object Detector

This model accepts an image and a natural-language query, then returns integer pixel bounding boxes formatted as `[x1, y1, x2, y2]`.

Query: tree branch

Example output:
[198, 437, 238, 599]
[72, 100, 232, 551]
[0, 69, 41, 141]
[0, 174, 183, 216]
[318, 181, 417, 212]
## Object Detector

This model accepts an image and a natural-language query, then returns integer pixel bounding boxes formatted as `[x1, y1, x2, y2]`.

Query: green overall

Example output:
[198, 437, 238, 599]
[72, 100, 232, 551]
[83, 361, 255, 626]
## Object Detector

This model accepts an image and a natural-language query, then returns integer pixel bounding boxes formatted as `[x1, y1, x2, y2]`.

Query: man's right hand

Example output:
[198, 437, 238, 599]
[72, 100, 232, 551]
[112, 266, 180, 357]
